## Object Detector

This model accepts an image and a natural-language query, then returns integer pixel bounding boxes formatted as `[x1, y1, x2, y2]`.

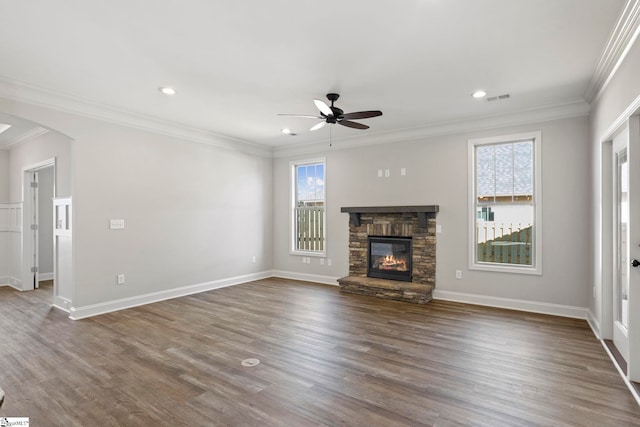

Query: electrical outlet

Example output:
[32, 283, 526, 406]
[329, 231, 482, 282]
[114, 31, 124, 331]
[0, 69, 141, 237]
[109, 219, 125, 230]
[252, 256, 256, 263]
[378, 169, 383, 177]
[320, 258, 325, 265]
[385, 169, 390, 177]
[117, 274, 125, 285]
[401, 167, 406, 176]
[436, 224, 442, 233]
[327, 259, 332, 267]
[455, 270, 462, 279]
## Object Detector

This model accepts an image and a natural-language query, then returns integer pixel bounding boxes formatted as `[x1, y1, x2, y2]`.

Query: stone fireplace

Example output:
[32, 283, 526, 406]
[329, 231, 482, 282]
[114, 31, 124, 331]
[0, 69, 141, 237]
[338, 205, 438, 304]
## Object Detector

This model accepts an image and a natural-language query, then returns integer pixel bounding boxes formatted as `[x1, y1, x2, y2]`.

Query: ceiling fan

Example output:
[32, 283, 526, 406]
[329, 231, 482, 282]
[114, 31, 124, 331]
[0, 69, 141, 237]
[279, 93, 383, 131]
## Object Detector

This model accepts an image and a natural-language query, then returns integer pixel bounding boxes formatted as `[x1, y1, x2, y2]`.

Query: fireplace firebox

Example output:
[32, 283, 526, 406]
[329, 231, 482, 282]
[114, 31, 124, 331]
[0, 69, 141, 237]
[368, 236, 412, 282]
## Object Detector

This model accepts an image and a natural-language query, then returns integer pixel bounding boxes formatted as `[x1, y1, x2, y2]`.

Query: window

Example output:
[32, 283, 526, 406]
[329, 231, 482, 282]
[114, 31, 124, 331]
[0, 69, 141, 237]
[291, 159, 326, 255]
[468, 132, 542, 274]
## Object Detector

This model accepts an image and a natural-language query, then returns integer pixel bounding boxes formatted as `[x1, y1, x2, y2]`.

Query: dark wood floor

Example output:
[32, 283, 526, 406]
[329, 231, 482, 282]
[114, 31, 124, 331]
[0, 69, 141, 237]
[1, 278, 639, 426]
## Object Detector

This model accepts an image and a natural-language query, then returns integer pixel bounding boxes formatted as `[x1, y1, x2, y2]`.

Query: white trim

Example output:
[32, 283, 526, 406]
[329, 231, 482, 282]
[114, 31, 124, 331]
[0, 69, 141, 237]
[22, 159, 56, 292]
[273, 99, 588, 158]
[585, 0, 640, 103]
[600, 92, 640, 143]
[271, 270, 339, 286]
[599, 339, 640, 407]
[38, 272, 54, 281]
[53, 295, 72, 313]
[1, 126, 49, 151]
[0, 76, 271, 158]
[588, 309, 602, 339]
[468, 131, 543, 275]
[290, 157, 327, 257]
[0, 277, 23, 290]
[68, 271, 273, 320]
[433, 289, 588, 319]
[0, 75, 590, 159]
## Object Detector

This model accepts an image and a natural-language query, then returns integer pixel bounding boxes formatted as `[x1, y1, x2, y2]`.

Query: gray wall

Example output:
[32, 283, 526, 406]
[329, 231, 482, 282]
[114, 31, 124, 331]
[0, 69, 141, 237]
[274, 116, 591, 308]
[0, 97, 273, 309]
[72, 123, 273, 307]
[0, 150, 8, 201]
[9, 131, 71, 201]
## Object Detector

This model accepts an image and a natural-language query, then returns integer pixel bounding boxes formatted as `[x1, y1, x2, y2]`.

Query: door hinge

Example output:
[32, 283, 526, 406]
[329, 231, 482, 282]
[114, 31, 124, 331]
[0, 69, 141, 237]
[31, 181, 38, 188]
[31, 224, 38, 230]
[31, 266, 38, 273]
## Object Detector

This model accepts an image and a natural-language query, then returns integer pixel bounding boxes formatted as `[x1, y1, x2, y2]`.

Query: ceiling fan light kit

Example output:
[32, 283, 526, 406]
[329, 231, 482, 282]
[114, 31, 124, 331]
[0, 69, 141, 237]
[279, 93, 382, 132]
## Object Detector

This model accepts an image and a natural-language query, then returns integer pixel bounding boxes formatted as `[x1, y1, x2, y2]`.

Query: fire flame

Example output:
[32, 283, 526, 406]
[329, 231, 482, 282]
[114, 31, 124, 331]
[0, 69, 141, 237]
[378, 255, 407, 271]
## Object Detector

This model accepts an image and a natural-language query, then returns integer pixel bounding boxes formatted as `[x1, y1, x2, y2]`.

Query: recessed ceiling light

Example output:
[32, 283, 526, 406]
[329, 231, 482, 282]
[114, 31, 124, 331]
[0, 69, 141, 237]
[472, 90, 487, 98]
[159, 86, 176, 95]
[282, 128, 297, 136]
[0, 123, 11, 135]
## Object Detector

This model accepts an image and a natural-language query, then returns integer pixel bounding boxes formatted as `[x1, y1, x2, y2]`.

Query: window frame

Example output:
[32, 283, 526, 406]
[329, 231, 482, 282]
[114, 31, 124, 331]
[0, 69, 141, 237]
[290, 157, 327, 257]
[468, 131, 542, 275]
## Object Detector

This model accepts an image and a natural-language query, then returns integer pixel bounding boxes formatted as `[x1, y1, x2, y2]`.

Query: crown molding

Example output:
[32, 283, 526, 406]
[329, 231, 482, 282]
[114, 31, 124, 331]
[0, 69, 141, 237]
[0, 126, 49, 150]
[0, 76, 272, 158]
[585, 0, 640, 103]
[272, 98, 590, 158]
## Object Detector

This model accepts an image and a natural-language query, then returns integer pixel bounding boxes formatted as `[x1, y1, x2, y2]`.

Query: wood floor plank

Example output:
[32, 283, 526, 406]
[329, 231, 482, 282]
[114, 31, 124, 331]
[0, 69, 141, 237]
[1, 278, 639, 426]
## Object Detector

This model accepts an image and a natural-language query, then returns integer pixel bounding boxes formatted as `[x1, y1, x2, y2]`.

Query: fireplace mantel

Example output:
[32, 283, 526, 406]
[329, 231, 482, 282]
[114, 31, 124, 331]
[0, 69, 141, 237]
[340, 205, 439, 227]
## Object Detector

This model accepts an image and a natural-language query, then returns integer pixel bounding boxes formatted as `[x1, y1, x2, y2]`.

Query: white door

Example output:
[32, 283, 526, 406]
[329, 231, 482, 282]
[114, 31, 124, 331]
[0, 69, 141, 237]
[612, 116, 640, 382]
[613, 128, 629, 360]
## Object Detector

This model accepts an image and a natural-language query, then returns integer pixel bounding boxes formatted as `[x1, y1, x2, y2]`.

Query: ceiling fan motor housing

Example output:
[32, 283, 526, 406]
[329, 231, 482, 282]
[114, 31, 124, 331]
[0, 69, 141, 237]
[278, 92, 381, 131]
[326, 93, 340, 103]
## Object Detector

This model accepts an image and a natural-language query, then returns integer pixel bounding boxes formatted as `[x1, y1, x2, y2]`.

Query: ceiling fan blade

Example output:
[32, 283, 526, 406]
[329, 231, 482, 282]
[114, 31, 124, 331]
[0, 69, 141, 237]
[277, 114, 324, 119]
[314, 99, 333, 117]
[339, 120, 369, 130]
[310, 121, 327, 131]
[340, 110, 383, 120]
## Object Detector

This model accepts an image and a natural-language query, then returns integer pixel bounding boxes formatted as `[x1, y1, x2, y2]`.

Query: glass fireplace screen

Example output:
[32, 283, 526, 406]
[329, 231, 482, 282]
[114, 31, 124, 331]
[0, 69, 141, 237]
[368, 236, 412, 282]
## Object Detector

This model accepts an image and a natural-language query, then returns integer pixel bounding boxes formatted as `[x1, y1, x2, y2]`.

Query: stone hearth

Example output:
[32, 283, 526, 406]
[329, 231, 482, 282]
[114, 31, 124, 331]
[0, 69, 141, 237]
[338, 206, 438, 304]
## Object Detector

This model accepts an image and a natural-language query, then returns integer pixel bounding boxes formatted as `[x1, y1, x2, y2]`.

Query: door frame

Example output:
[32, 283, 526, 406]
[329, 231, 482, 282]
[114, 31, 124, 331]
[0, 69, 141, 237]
[21, 158, 56, 294]
[601, 115, 640, 383]
[612, 125, 630, 361]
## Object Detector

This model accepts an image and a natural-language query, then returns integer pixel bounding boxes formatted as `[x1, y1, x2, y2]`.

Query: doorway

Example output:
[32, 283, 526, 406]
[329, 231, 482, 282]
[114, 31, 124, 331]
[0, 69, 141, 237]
[22, 159, 55, 296]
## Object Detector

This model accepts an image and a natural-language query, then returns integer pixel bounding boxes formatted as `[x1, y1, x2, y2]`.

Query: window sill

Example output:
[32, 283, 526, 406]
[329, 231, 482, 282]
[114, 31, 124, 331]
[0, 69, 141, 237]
[290, 251, 326, 258]
[470, 262, 542, 276]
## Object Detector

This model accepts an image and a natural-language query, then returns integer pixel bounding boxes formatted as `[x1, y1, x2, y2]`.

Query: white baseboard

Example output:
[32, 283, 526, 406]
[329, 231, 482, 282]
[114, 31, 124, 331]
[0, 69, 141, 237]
[39, 272, 54, 281]
[271, 270, 340, 286]
[53, 295, 72, 313]
[599, 339, 640, 407]
[69, 271, 273, 320]
[587, 310, 602, 338]
[0, 276, 23, 290]
[433, 289, 589, 319]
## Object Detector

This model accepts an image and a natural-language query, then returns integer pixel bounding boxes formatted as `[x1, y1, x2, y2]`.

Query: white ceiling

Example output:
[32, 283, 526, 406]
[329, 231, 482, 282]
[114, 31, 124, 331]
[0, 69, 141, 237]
[0, 0, 628, 149]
